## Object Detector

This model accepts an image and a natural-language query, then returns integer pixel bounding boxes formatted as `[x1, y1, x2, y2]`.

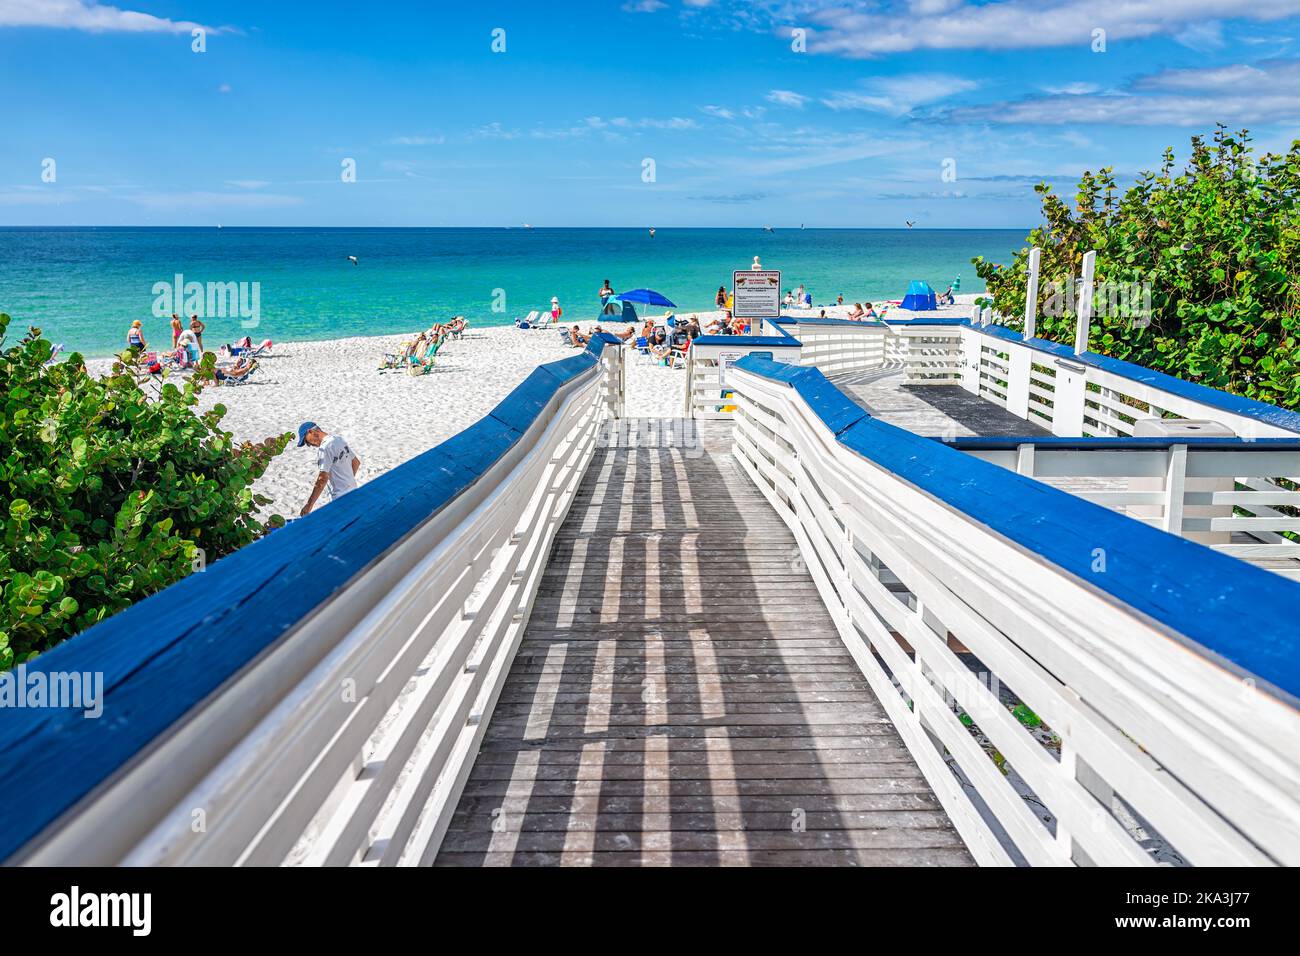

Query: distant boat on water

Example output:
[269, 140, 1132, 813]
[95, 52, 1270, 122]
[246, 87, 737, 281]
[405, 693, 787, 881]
[762, 225, 774, 233]
[523, 223, 534, 229]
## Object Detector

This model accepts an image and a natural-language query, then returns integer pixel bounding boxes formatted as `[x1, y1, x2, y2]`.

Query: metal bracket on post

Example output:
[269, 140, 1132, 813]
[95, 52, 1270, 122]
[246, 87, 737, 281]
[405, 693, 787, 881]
[1024, 246, 1041, 341]
[1074, 250, 1096, 355]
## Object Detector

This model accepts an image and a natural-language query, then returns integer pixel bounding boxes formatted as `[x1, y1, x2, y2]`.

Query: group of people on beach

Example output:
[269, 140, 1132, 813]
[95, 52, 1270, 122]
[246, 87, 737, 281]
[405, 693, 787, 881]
[124, 314, 267, 385]
[381, 316, 467, 372]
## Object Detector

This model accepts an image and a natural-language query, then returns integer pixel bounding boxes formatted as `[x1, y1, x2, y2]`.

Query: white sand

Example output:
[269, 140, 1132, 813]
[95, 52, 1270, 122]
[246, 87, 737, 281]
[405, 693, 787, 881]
[84, 295, 979, 520]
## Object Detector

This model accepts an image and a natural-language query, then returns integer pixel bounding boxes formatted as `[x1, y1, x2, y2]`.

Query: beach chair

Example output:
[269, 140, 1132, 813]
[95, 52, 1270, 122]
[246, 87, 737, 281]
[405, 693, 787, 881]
[450, 318, 468, 339]
[216, 359, 259, 386]
[515, 310, 540, 329]
[406, 336, 443, 375]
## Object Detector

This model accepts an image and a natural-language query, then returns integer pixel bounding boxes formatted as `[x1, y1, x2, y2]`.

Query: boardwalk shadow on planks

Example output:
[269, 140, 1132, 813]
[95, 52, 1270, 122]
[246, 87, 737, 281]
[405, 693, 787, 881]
[434, 419, 971, 866]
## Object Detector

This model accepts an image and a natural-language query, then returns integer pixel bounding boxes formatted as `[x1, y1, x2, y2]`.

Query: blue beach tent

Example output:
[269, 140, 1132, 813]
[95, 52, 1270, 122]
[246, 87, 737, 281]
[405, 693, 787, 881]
[900, 280, 937, 311]
[598, 296, 640, 322]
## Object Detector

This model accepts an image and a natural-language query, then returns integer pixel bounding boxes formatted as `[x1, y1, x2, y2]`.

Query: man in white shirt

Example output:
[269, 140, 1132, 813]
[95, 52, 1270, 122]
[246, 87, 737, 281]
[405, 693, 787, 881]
[297, 421, 361, 516]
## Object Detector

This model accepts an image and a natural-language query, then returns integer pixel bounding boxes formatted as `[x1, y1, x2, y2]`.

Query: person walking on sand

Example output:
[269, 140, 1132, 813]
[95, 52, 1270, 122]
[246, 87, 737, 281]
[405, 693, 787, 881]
[189, 314, 206, 353]
[170, 313, 183, 348]
[298, 422, 361, 516]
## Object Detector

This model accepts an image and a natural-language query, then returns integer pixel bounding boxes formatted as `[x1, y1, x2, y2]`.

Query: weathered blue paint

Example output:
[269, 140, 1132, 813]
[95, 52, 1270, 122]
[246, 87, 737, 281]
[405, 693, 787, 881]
[732, 354, 1300, 704]
[0, 338, 614, 863]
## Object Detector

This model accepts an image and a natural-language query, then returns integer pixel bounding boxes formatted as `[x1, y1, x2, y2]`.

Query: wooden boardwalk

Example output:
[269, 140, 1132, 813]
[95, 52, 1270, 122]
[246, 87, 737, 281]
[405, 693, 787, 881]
[435, 419, 973, 866]
[829, 367, 1048, 437]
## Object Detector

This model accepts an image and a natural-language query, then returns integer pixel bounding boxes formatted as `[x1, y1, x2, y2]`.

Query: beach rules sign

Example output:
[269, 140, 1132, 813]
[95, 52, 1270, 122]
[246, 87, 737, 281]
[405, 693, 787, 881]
[733, 269, 781, 335]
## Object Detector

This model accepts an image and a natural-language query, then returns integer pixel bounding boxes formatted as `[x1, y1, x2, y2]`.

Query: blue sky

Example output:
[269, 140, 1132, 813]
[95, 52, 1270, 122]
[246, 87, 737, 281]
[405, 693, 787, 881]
[2, 0, 1299, 227]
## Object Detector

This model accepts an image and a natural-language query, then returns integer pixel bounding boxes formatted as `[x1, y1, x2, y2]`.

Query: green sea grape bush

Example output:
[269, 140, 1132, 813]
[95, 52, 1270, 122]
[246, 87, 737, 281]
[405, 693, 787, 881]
[973, 128, 1300, 409]
[0, 314, 291, 670]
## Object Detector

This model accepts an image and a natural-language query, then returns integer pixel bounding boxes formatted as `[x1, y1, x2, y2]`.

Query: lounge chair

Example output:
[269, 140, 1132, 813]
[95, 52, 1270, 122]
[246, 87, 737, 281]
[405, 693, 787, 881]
[405, 335, 444, 375]
[218, 359, 259, 386]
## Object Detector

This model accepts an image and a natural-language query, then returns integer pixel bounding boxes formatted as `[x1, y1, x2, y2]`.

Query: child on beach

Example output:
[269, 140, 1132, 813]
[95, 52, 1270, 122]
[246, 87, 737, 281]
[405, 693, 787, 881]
[550, 297, 563, 323]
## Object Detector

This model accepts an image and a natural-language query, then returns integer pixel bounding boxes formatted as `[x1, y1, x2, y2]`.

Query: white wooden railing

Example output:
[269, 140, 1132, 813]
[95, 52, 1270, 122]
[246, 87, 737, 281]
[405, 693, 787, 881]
[19, 343, 623, 866]
[728, 358, 1300, 867]
[962, 440, 1300, 576]
[788, 318, 888, 374]
[684, 319, 801, 420]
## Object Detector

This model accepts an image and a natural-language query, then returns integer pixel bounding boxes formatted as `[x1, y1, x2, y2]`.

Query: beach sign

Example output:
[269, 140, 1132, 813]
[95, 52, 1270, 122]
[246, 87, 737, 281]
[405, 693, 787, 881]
[733, 269, 781, 335]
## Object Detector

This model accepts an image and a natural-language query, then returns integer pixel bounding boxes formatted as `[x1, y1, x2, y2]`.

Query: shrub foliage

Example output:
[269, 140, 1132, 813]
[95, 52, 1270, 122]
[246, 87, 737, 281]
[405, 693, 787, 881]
[972, 128, 1300, 409]
[0, 315, 290, 669]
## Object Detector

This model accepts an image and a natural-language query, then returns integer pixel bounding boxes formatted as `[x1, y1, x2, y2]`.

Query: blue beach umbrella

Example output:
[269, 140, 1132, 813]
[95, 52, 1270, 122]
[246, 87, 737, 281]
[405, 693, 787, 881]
[618, 288, 676, 309]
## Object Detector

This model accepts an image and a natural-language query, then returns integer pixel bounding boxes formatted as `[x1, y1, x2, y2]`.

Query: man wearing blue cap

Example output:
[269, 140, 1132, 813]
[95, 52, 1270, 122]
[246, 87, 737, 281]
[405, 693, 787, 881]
[297, 422, 360, 516]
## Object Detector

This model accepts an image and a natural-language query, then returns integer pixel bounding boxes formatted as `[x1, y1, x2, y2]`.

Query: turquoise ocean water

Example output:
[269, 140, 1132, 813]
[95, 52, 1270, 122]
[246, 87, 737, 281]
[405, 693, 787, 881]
[0, 227, 1026, 357]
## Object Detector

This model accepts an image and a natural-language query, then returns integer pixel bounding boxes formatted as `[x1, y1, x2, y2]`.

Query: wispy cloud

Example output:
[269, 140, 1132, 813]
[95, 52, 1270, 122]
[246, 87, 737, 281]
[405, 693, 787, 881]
[789, 0, 1300, 57]
[0, 0, 230, 34]
[823, 73, 978, 116]
[621, 0, 666, 12]
[951, 57, 1300, 125]
[766, 90, 808, 109]
[387, 134, 445, 146]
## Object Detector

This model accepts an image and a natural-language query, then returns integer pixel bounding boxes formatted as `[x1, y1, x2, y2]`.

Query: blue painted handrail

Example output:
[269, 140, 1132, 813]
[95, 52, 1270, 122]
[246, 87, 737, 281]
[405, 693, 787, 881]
[0, 337, 615, 863]
[732, 354, 1300, 705]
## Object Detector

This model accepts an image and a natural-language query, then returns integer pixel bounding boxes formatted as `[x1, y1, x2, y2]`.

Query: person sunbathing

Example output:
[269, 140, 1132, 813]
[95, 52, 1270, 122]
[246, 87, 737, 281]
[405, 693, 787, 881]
[863, 302, 879, 319]
[613, 325, 636, 342]
[213, 357, 255, 385]
[568, 325, 589, 347]
[848, 302, 865, 320]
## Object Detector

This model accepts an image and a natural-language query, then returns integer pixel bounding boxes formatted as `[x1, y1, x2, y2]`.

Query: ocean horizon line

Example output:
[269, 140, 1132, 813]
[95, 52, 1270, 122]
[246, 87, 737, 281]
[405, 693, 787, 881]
[0, 224, 1033, 232]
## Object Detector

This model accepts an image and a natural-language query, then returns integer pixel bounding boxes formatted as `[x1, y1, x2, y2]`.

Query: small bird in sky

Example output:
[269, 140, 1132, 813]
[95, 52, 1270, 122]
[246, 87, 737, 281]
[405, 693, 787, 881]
[905, 221, 916, 228]
[346, 255, 358, 265]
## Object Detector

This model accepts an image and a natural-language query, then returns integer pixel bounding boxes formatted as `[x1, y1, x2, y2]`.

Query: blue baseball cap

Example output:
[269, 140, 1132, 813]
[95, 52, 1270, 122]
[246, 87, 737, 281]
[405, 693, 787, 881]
[297, 421, 317, 447]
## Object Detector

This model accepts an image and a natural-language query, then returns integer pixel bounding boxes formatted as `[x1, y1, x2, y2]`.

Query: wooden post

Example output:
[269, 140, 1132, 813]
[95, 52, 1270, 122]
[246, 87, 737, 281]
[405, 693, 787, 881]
[1074, 250, 1096, 355]
[1024, 247, 1041, 340]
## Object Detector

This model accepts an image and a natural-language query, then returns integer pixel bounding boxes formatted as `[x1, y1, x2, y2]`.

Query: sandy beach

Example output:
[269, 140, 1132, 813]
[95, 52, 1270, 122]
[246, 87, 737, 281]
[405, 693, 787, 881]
[85, 296, 978, 520]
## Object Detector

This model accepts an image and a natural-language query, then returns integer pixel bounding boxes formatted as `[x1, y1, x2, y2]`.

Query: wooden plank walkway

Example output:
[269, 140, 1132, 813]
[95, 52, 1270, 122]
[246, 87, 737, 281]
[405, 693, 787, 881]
[434, 419, 973, 866]
[829, 367, 1048, 437]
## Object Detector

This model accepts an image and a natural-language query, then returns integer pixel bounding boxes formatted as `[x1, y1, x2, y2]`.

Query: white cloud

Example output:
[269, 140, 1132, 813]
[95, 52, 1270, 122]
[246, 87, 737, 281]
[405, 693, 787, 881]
[0, 0, 225, 33]
[701, 104, 735, 119]
[224, 180, 269, 189]
[797, 0, 1300, 57]
[1174, 20, 1225, 52]
[823, 73, 978, 116]
[766, 89, 809, 109]
[125, 190, 303, 209]
[951, 57, 1300, 126]
[218, 83, 232, 93]
[1041, 82, 1099, 95]
[621, 0, 666, 12]
[388, 134, 445, 145]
